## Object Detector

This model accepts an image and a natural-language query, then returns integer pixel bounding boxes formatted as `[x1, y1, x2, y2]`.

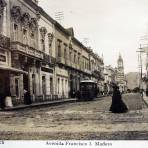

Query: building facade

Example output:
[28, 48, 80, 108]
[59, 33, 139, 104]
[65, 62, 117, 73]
[104, 65, 115, 94]
[0, 0, 104, 109]
[2, 0, 42, 106]
[37, 6, 56, 101]
[90, 50, 104, 93]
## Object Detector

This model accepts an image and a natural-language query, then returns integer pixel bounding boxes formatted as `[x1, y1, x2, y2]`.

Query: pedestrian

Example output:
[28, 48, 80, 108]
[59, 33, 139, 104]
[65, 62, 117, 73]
[24, 90, 32, 105]
[109, 85, 128, 113]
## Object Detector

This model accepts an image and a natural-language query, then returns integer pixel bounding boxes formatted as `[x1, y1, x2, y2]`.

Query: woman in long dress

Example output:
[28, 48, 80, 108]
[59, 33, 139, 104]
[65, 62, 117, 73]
[109, 85, 128, 113]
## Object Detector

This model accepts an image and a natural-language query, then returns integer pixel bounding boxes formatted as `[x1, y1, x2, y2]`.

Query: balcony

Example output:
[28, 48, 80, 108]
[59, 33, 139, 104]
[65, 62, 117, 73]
[11, 41, 43, 59]
[0, 34, 10, 49]
[56, 57, 65, 65]
[43, 53, 56, 66]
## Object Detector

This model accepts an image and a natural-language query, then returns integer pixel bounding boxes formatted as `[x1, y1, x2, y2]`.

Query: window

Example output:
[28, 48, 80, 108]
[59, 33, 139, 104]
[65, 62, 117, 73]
[50, 77, 53, 95]
[78, 56, 80, 66]
[57, 40, 61, 57]
[57, 78, 60, 94]
[41, 39, 45, 52]
[42, 76, 46, 95]
[30, 31, 36, 48]
[64, 44, 67, 59]
[15, 78, 19, 97]
[69, 47, 73, 62]
[64, 48, 67, 59]
[23, 28, 27, 45]
[13, 24, 18, 41]
[74, 54, 76, 63]
[65, 80, 67, 95]
[62, 79, 64, 95]
[48, 33, 53, 55]
[32, 74, 36, 95]
[40, 27, 47, 52]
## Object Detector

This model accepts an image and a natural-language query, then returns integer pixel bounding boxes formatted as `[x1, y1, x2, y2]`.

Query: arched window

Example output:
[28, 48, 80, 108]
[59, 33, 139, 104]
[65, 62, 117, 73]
[40, 27, 47, 52]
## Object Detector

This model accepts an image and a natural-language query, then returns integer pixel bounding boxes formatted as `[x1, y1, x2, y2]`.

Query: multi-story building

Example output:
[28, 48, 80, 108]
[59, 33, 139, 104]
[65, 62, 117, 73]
[55, 26, 94, 98]
[7, 0, 42, 105]
[54, 23, 70, 99]
[0, 0, 104, 109]
[104, 65, 115, 94]
[90, 50, 104, 92]
[37, 5, 56, 101]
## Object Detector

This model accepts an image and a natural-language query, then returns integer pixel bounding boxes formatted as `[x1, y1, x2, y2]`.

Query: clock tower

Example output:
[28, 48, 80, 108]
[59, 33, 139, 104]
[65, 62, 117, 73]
[117, 54, 124, 74]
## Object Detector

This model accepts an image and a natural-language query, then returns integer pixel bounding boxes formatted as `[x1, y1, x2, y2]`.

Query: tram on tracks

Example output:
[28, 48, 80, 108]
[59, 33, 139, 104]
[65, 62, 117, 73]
[76, 80, 99, 101]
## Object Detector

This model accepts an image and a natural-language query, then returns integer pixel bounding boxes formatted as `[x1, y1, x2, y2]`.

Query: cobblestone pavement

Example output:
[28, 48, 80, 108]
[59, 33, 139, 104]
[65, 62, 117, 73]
[0, 93, 148, 140]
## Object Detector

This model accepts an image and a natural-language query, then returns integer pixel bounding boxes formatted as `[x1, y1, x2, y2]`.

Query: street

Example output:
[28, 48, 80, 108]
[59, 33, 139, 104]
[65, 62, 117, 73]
[0, 93, 148, 140]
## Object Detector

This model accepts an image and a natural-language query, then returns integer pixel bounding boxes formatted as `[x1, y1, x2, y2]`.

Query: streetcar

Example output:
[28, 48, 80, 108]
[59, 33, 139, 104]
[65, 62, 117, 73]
[76, 80, 99, 101]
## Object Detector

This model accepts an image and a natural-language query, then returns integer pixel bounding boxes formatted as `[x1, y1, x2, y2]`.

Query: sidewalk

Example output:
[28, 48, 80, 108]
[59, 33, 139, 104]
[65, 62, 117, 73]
[0, 98, 77, 111]
[1, 95, 108, 111]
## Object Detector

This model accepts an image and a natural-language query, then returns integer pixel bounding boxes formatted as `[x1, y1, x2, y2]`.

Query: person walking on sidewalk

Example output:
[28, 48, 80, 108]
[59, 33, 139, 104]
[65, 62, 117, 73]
[109, 85, 128, 113]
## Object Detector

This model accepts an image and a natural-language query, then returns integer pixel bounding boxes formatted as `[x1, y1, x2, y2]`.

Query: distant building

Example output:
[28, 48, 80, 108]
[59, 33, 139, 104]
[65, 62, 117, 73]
[104, 65, 115, 94]
[115, 54, 127, 92]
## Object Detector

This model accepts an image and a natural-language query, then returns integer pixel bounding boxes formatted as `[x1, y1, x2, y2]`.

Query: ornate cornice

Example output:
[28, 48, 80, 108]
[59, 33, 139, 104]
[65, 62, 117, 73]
[40, 27, 47, 39]
[21, 12, 30, 28]
[11, 6, 22, 23]
[29, 18, 38, 31]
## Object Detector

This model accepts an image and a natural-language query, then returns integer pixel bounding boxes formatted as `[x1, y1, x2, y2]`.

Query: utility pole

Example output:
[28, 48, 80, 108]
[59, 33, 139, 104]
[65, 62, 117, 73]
[136, 44, 145, 90]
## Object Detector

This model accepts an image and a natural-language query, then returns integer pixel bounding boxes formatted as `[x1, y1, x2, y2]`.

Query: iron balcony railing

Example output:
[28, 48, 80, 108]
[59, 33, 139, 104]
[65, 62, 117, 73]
[43, 53, 56, 65]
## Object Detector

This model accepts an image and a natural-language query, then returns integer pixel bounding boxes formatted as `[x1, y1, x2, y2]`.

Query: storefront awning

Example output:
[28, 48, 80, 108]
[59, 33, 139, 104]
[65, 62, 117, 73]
[0, 66, 28, 74]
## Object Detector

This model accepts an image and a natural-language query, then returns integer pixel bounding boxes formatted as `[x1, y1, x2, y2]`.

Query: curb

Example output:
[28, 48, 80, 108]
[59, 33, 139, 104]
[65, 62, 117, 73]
[0, 95, 109, 111]
[0, 99, 77, 111]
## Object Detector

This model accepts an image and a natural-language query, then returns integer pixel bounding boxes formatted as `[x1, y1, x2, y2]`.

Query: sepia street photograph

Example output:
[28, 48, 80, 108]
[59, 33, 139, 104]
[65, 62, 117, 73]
[1, 0, 148, 141]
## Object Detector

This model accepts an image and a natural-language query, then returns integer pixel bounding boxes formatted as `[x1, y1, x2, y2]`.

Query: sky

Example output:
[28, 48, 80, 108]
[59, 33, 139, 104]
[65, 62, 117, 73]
[39, 0, 148, 74]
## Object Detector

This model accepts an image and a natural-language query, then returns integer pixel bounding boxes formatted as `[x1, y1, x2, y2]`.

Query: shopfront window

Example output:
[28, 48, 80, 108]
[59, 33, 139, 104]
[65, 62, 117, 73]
[57, 78, 60, 94]
[15, 78, 19, 97]
[50, 77, 53, 95]
[42, 76, 46, 95]
[32, 74, 36, 95]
